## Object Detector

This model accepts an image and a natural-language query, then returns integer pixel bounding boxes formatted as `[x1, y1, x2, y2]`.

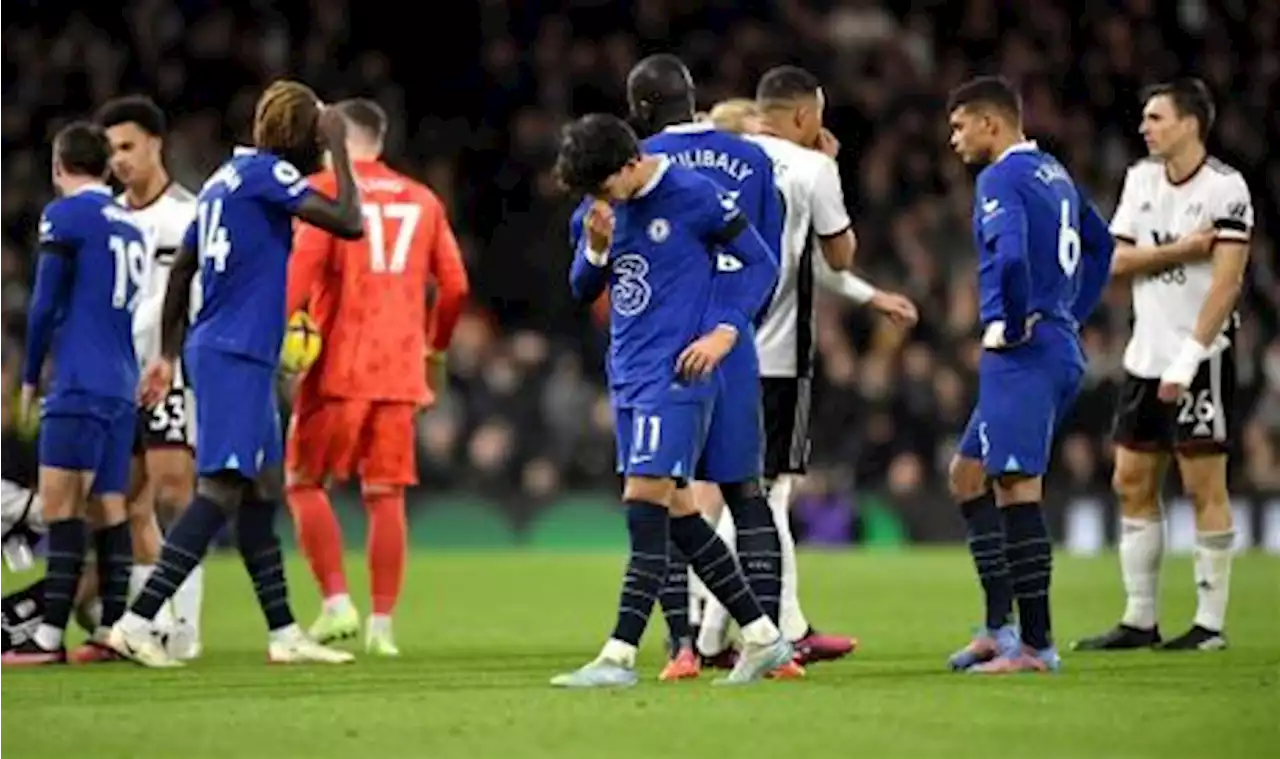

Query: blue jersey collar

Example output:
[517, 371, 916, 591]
[635, 157, 670, 198]
[995, 140, 1038, 164]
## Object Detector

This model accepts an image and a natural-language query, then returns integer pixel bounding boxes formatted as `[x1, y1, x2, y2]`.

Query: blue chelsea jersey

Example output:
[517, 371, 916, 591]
[36, 186, 146, 401]
[185, 148, 314, 366]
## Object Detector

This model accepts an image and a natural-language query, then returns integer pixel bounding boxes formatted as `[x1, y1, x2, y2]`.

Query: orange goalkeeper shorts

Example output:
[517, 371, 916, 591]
[287, 396, 418, 487]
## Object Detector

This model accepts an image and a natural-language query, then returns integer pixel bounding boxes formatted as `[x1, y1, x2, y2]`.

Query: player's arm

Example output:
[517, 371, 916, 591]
[1159, 180, 1254, 397]
[568, 199, 611, 303]
[1107, 168, 1212, 278]
[812, 156, 858, 271]
[286, 220, 334, 316]
[977, 168, 1031, 344]
[22, 210, 77, 395]
[425, 199, 470, 352]
[703, 199, 780, 336]
[158, 225, 200, 362]
[290, 113, 363, 239]
[1071, 196, 1117, 323]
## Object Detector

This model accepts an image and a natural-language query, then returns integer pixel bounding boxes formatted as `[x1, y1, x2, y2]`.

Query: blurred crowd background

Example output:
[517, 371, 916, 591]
[3, 0, 1278, 526]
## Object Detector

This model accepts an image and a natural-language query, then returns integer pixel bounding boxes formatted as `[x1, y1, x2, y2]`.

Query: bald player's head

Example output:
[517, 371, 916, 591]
[626, 54, 696, 135]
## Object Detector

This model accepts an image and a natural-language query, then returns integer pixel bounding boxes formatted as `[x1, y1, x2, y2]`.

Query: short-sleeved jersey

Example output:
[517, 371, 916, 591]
[120, 183, 198, 366]
[599, 161, 750, 406]
[184, 147, 313, 366]
[748, 133, 852, 378]
[643, 122, 783, 268]
[1109, 156, 1254, 377]
[974, 142, 1091, 330]
[37, 185, 147, 401]
[289, 160, 467, 404]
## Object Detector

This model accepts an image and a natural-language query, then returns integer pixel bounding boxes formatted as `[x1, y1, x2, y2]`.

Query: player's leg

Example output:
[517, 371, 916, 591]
[657, 483, 696, 677]
[1165, 452, 1232, 649]
[285, 396, 356, 643]
[946, 409, 1017, 671]
[3, 411, 104, 664]
[686, 481, 724, 637]
[356, 402, 418, 656]
[1074, 374, 1171, 651]
[969, 353, 1077, 674]
[693, 482, 737, 666]
[145, 388, 203, 658]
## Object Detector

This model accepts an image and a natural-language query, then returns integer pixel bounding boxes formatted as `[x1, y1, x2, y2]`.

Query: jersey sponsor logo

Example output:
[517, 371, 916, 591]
[610, 254, 652, 317]
[1184, 203, 1203, 217]
[1226, 202, 1248, 220]
[647, 218, 670, 244]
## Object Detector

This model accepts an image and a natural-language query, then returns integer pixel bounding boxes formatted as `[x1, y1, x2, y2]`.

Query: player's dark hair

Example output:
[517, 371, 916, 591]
[627, 54, 696, 135]
[1141, 78, 1216, 140]
[53, 121, 111, 179]
[553, 114, 640, 197]
[95, 95, 167, 137]
[756, 65, 821, 106]
[335, 98, 387, 142]
[947, 76, 1023, 123]
[253, 79, 323, 174]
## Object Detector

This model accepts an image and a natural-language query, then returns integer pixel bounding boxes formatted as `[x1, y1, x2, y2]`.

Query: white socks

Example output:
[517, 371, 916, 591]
[172, 564, 204, 633]
[1193, 530, 1234, 632]
[740, 616, 781, 646]
[269, 623, 305, 644]
[769, 476, 808, 641]
[323, 593, 355, 615]
[34, 624, 64, 650]
[599, 638, 637, 667]
[1119, 517, 1163, 630]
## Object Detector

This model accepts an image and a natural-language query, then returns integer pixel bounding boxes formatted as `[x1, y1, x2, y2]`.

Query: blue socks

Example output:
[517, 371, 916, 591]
[1002, 502, 1053, 650]
[42, 518, 87, 638]
[960, 493, 1014, 631]
[659, 540, 692, 653]
[611, 501, 669, 646]
[93, 522, 133, 627]
[133, 495, 224, 620]
[724, 483, 782, 624]
[669, 512, 765, 628]
[236, 498, 295, 632]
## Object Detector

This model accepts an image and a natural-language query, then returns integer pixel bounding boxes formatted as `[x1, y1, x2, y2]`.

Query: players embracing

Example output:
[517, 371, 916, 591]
[284, 99, 470, 656]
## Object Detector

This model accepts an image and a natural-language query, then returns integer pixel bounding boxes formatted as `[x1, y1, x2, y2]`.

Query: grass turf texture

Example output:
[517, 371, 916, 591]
[3, 549, 1277, 759]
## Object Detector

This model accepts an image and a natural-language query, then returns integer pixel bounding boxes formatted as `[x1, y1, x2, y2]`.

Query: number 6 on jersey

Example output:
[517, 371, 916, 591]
[362, 203, 420, 274]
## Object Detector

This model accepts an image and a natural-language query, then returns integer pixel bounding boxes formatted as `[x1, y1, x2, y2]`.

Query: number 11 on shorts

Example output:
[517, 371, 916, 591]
[630, 413, 662, 464]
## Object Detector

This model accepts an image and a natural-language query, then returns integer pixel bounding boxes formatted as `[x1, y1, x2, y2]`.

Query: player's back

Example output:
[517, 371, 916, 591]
[39, 187, 146, 402]
[303, 161, 443, 402]
[976, 145, 1088, 332]
[188, 148, 311, 367]
[644, 123, 781, 256]
[608, 162, 722, 405]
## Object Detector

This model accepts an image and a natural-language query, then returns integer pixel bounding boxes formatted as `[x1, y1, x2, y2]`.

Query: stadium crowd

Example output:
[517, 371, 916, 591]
[3, 0, 1278, 510]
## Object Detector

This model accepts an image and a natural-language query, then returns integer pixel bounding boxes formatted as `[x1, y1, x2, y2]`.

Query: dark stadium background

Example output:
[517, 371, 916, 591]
[2, 0, 1277, 549]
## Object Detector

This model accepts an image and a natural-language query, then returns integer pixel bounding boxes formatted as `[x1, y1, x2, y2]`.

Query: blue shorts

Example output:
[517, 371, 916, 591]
[958, 326, 1084, 477]
[187, 346, 282, 479]
[614, 399, 711, 481]
[40, 392, 135, 496]
[696, 349, 765, 483]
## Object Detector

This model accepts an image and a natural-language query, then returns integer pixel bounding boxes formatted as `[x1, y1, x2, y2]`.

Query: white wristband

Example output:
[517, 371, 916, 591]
[840, 275, 877, 305]
[584, 245, 609, 268]
[1162, 337, 1207, 387]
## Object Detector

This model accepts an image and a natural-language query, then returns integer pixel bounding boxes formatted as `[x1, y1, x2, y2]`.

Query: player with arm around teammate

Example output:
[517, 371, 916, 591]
[1074, 79, 1253, 652]
[552, 114, 791, 688]
[3, 124, 149, 665]
[943, 77, 1115, 674]
[285, 99, 471, 656]
[105, 81, 364, 667]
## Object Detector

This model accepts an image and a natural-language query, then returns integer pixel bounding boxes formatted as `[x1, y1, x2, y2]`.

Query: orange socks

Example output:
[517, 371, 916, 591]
[365, 489, 407, 616]
[287, 484, 348, 598]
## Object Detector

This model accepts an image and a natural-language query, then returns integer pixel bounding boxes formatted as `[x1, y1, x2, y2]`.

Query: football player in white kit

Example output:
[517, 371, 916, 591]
[87, 96, 204, 660]
[692, 71, 917, 666]
[1074, 79, 1253, 652]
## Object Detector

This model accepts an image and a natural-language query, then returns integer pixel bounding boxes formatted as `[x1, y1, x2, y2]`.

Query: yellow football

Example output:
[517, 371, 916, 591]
[280, 311, 322, 373]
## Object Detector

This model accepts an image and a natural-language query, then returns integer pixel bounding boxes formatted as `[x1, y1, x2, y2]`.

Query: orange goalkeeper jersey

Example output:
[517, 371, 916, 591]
[287, 160, 469, 405]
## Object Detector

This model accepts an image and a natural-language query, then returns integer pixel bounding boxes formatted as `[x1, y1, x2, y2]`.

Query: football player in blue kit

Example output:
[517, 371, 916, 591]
[106, 81, 365, 667]
[943, 77, 1115, 674]
[623, 54, 793, 679]
[552, 114, 791, 687]
[2, 123, 148, 665]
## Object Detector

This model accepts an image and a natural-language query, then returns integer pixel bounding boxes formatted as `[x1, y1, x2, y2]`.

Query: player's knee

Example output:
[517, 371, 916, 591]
[992, 473, 1042, 505]
[669, 484, 698, 517]
[720, 479, 762, 506]
[361, 483, 404, 508]
[1112, 460, 1160, 519]
[286, 468, 324, 491]
[947, 456, 987, 503]
[623, 476, 675, 507]
[152, 470, 193, 512]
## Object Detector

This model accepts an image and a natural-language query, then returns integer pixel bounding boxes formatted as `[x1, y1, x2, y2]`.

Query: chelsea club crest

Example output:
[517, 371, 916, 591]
[647, 218, 670, 243]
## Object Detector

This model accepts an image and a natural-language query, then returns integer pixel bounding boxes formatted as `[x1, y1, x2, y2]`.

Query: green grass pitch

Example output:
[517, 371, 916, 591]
[3, 549, 1278, 758]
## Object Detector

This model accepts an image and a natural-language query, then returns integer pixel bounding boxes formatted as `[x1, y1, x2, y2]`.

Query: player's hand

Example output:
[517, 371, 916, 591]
[18, 384, 37, 427]
[317, 106, 348, 149]
[815, 128, 840, 158]
[981, 314, 1040, 351]
[1156, 381, 1185, 404]
[585, 200, 614, 254]
[870, 291, 918, 329]
[676, 325, 738, 380]
[1185, 224, 1217, 255]
[1157, 337, 1206, 403]
[138, 358, 174, 407]
[425, 349, 448, 399]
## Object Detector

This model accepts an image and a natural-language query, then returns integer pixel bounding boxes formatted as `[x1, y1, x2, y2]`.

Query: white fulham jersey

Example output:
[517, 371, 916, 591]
[120, 183, 198, 368]
[748, 134, 852, 378]
[1110, 156, 1253, 378]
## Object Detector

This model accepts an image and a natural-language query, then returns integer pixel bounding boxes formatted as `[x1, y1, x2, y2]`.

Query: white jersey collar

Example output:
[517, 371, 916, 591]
[635, 156, 670, 198]
[995, 140, 1039, 163]
[662, 121, 716, 134]
[70, 182, 112, 197]
[233, 145, 257, 156]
